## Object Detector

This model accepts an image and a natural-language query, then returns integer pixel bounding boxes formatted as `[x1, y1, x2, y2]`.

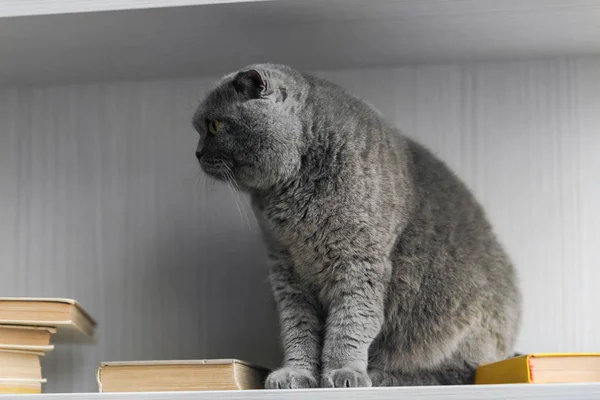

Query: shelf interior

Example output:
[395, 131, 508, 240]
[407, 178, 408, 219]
[1, 0, 600, 86]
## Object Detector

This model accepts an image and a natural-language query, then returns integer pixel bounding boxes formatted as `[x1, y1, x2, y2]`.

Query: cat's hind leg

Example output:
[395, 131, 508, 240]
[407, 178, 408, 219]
[368, 361, 476, 386]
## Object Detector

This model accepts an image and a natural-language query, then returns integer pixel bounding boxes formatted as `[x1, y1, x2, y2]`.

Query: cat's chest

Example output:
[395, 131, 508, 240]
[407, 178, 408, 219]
[254, 193, 329, 271]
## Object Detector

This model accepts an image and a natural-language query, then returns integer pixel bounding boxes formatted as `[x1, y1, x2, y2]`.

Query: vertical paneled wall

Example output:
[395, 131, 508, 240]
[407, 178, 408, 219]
[0, 57, 599, 392]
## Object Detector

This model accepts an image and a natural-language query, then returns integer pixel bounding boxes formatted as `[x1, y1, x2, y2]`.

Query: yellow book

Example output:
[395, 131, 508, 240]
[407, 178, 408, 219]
[0, 378, 45, 394]
[475, 353, 600, 384]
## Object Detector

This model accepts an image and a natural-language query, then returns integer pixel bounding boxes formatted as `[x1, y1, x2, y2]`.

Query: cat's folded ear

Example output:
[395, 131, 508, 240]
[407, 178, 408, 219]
[233, 69, 268, 99]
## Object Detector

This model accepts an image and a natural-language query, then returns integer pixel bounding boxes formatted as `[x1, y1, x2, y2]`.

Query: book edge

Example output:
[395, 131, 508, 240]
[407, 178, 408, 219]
[477, 353, 600, 369]
[233, 360, 268, 390]
[531, 353, 600, 358]
[0, 348, 46, 356]
[99, 359, 268, 371]
[0, 378, 46, 383]
[96, 365, 103, 393]
[527, 354, 534, 383]
[0, 344, 54, 352]
[0, 319, 76, 327]
[0, 297, 77, 305]
[0, 298, 97, 326]
[0, 325, 56, 333]
[232, 361, 241, 390]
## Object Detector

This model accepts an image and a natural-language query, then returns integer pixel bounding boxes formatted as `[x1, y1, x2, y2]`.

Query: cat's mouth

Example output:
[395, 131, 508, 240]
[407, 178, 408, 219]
[199, 157, 235, 181]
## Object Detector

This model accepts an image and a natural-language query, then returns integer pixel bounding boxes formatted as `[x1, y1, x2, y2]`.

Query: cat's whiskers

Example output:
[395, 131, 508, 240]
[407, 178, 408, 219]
[201, 170, 209, 205]
[226, 166, 250, 224]
[223, 163, 252, 230]
[222, 166, 245, 227]
[235, 190, 252, 229]
[186, 164, 204, 209]
[193, 171, 201, 208]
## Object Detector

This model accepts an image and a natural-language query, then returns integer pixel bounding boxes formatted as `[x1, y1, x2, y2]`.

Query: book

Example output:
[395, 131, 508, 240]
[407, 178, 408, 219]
[0, 344, 53, 353]
[0, 350, 43, 381]
[0, 325, 55, 352]
[0, 378, 46, 394]
[96, 359, 269, 392]
[475, 353, 600, 384]
[0, 298, 96, 343]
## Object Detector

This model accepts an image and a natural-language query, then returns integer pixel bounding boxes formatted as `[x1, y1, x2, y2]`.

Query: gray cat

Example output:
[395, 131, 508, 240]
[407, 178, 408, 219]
[193, 64, 521, 388]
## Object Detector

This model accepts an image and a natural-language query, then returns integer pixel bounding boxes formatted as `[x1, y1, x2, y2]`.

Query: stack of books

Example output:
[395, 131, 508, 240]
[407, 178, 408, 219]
[0, 298, 96, 394]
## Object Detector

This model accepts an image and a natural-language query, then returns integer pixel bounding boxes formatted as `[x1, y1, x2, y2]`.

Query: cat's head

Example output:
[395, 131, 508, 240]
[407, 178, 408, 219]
[193, 64, 306, 192]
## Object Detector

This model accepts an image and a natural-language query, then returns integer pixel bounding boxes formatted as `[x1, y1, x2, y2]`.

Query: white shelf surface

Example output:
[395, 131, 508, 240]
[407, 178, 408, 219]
[4, 384, 600, 399]
[0, 0, 264, 18]
[1, 0, 600, 86]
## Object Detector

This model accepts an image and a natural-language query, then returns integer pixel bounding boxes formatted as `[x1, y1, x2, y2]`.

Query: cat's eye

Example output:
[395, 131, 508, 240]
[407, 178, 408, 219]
[207, 120, 221, 136]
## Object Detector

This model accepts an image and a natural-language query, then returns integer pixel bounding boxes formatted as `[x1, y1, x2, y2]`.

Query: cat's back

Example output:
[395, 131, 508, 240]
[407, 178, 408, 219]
[405, 138, 490, 229]
[399, 137, 513, 273]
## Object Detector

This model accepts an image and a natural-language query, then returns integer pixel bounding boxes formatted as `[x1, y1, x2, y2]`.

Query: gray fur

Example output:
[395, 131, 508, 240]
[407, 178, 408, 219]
[192, 64, 521, 388]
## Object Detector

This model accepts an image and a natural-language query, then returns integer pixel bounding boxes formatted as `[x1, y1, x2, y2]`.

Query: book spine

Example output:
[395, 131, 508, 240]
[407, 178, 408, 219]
[95, 367, 103, 393]
[527, 356, 535, 383]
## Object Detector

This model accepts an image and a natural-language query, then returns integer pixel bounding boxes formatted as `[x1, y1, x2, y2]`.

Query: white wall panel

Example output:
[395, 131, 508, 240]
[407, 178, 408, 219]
[0, 57, 599, 392]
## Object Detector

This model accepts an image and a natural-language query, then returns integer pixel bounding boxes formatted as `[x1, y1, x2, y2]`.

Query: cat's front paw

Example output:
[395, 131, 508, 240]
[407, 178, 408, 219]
[368, 369, 397, 387]
[321, 367, 372, 388]
[265, 367, 318, 389]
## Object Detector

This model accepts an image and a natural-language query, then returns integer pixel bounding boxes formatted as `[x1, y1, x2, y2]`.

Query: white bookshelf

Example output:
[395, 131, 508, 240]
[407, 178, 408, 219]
[1, 0, 600, 85]
[1, 0, 600, 395]
[2, 384, 599, 399]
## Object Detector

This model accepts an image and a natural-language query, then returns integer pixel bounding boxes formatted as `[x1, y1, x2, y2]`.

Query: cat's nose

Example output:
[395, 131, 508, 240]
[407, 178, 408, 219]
[195, 150, 204, 161]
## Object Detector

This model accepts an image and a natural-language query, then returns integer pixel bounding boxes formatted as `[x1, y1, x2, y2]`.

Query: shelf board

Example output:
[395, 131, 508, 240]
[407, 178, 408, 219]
[5, 384, 600, 399]
[0, 0, 262, 18]
[1, 0, 600, 86]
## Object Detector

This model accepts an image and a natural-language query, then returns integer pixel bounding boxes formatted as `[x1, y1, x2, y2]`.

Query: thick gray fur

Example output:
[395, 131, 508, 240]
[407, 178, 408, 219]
[193, 64, 521, 388]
